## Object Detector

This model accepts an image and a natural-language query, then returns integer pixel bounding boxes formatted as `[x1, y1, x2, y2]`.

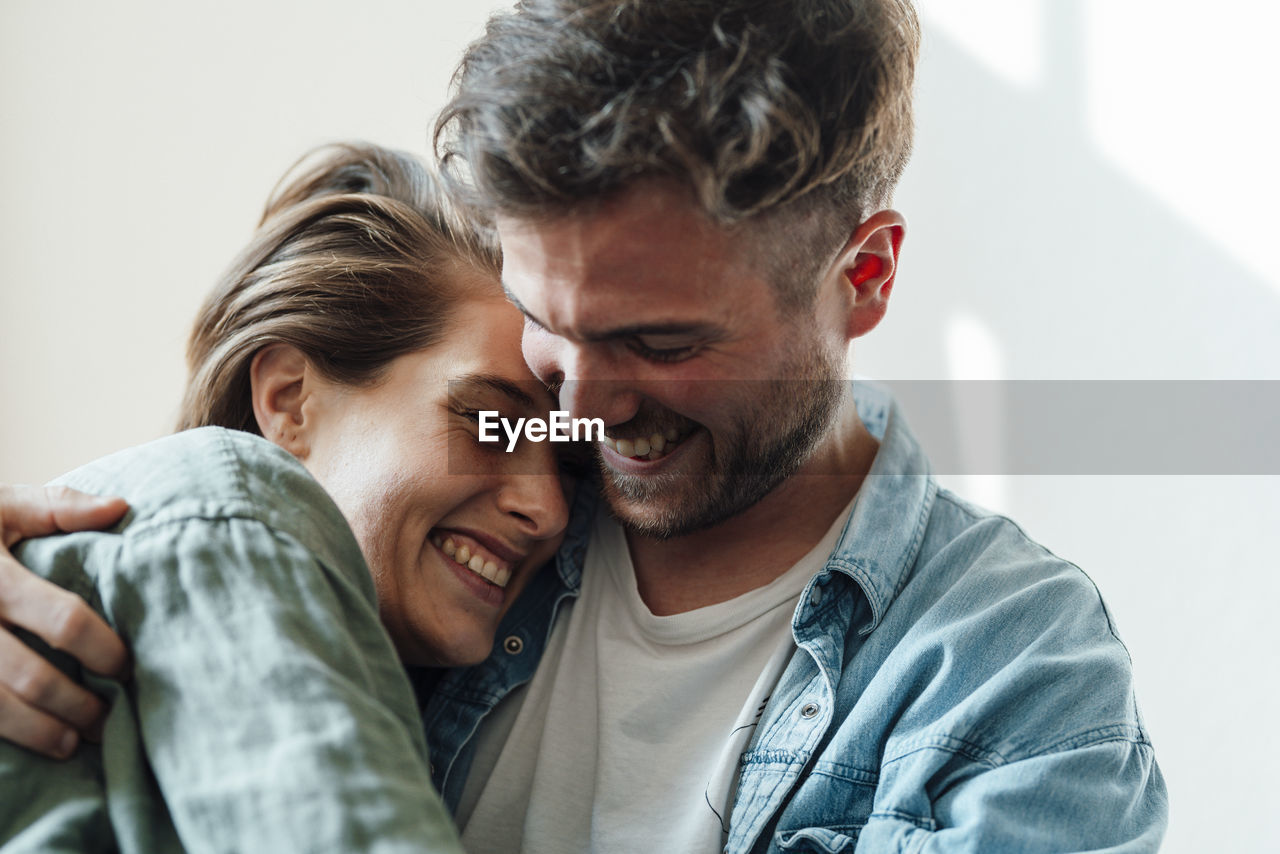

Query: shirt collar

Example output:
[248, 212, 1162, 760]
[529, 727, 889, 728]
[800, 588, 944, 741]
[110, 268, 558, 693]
[823, 381, 938, 636]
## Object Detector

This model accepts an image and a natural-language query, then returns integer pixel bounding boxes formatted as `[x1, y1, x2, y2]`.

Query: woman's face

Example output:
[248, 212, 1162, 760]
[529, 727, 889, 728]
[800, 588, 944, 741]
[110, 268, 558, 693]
[301, 295, 570, 667]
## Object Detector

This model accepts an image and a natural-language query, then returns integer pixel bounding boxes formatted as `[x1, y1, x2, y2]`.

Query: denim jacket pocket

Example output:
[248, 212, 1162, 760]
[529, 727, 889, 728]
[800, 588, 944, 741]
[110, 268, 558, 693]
[774, 825, 862, 853]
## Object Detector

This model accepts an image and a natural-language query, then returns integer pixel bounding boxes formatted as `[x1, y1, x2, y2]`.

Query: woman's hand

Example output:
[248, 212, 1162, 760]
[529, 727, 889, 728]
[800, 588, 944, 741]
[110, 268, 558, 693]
[0, 484, 130, 758]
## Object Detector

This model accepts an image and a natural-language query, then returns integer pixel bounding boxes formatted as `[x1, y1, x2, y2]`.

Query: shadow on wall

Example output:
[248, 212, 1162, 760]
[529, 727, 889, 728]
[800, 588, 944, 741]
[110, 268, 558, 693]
[874, 0, 1280, 382]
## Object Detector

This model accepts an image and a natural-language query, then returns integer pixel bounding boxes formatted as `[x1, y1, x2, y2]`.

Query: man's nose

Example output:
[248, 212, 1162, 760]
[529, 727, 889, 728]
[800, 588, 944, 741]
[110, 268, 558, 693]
[521, 324, 564, 390]
[557, 375, 643, 430]
[523, 331, 640, 427]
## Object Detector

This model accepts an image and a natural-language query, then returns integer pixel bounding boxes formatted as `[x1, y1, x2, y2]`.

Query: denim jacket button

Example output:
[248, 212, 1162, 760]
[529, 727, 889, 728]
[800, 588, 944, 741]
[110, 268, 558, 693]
[809, 586, 823, 607]
[503, 635, 524, 654]
[800, 702, 820, 719]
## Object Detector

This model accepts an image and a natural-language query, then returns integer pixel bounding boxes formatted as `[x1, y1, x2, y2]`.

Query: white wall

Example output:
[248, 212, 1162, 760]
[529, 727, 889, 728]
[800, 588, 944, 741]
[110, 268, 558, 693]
[876, 3, 1280, 850]
[0, 0, 498, 473]
[2, 1, 1276, 850]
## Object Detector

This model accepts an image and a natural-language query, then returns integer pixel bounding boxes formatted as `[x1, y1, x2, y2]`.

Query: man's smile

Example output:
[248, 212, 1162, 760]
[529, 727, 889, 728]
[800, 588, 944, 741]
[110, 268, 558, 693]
[601, 423, 697, 462]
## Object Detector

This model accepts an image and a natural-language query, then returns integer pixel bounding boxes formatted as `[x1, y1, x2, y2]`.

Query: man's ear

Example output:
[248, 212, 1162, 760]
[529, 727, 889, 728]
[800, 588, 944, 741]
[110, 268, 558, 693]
[831, 209, 906, 339]
[249, 344, 316, 460]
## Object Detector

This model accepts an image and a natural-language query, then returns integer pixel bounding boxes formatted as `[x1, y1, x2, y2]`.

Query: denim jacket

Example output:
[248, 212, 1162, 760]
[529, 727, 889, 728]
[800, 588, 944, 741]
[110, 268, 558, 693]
[422, 383, 1167, 853]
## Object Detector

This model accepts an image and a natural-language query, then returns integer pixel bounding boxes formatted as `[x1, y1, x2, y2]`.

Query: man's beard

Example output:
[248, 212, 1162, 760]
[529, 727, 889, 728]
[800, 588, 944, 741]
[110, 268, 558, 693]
[598, 341, 845, 540]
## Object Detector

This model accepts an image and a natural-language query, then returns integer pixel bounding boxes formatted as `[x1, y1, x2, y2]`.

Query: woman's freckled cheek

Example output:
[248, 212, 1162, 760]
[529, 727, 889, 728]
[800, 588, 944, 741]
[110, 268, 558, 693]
[308, 413, 441, 595]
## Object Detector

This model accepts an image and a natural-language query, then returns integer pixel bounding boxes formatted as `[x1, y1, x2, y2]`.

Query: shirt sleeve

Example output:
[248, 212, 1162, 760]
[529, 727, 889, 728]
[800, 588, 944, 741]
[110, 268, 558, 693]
[848, 557, 1168, 854]
[0, 736, 115, 853]
[853, 737, 1166, 853]
[3, 509, 465, 854]
[111, 512, 464, 853]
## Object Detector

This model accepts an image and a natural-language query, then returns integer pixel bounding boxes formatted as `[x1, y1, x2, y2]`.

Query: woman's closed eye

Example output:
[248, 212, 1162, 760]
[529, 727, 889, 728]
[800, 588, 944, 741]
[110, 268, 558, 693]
[448, 403, 506, 449]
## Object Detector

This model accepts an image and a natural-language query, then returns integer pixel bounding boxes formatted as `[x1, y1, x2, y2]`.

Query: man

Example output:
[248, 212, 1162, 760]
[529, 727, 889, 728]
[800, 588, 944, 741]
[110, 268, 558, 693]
[427, 1, 1163, 851]
[0, 1, 1166, 851]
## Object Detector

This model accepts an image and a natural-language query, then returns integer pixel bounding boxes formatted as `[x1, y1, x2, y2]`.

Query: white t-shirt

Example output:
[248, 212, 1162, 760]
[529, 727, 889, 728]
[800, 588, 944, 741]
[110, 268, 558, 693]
[458, 502, 853, 854]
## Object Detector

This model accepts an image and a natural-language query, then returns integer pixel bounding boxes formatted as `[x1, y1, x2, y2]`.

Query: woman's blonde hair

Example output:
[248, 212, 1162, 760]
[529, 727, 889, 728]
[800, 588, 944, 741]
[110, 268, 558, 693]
[177, 142, 500, 434]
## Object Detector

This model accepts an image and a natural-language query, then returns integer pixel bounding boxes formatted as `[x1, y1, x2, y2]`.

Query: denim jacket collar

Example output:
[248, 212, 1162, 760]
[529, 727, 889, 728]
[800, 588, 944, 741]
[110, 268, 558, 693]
[809, 381, 937, 641]
[728, 384, 937, 852]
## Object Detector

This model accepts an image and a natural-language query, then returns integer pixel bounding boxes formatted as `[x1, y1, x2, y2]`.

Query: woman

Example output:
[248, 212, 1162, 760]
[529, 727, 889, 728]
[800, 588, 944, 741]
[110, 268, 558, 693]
[0, 143, 570, 852]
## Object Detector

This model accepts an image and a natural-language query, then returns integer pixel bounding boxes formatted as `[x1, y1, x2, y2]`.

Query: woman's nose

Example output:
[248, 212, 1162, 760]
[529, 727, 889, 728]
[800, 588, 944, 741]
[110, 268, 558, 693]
[496, 464, 570, 543]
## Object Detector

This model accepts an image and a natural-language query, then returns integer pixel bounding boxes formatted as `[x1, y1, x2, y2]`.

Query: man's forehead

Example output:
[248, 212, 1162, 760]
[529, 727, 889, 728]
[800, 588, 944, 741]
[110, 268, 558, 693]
[498, 195, 750, 296]
[499, 237, 749, 330]
[496, 180, 740, 256]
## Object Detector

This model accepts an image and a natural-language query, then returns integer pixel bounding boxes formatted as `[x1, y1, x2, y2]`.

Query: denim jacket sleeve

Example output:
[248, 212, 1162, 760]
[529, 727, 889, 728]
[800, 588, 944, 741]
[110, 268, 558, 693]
[851, 531, 1165, 853]
[0, 428, 464, 853]
[855, 740, 1162, 852]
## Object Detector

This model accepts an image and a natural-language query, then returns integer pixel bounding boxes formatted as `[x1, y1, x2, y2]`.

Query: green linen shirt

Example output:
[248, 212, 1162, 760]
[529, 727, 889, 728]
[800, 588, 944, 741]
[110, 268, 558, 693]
[1, 427, 463, 853]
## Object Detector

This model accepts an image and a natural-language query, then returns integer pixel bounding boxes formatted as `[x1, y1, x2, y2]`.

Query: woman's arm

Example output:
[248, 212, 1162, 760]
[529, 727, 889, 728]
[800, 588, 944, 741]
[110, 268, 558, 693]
[120, 514, 464, 852]
[0, 484, 129, 758]
[3, 508, 465, 853]
[1, 429, 467, 853]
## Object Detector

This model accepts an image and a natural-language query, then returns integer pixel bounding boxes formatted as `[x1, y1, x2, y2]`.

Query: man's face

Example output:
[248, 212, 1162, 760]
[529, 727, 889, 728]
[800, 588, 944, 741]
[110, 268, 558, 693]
[497, 181, 849, 539]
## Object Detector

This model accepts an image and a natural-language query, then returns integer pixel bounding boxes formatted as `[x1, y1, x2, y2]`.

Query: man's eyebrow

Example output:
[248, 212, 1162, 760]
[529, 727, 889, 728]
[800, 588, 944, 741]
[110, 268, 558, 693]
[449, 374, 540, 409]
[502, 281, 721, 342]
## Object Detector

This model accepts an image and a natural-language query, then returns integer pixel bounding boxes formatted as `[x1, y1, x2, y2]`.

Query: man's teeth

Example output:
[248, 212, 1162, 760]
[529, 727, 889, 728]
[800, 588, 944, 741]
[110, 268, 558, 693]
[432, 534, 512, 587]
[603, 426, 688, 460]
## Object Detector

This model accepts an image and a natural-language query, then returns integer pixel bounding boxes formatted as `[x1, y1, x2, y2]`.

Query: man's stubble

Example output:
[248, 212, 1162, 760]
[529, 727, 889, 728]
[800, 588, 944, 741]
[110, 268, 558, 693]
[598, 336, 846, 541]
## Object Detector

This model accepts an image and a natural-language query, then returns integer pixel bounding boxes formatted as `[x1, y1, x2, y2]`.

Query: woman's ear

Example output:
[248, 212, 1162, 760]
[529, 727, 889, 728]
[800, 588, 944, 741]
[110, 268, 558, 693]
[250, 344, 315, 460]
[831, 209, 906, 340]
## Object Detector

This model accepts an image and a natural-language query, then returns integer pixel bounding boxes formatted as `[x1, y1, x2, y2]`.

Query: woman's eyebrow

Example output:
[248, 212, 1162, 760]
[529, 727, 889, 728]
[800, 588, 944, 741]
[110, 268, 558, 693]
[449, 374, 542, 410]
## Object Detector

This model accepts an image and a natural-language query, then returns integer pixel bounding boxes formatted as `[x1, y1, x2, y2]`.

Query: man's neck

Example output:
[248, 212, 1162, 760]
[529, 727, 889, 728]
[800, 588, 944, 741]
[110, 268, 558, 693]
[625, 399, 879, 616]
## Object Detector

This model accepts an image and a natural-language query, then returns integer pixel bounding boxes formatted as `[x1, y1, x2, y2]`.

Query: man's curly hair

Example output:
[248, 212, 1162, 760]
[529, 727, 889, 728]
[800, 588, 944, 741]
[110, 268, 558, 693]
[435, 0, 919, 302]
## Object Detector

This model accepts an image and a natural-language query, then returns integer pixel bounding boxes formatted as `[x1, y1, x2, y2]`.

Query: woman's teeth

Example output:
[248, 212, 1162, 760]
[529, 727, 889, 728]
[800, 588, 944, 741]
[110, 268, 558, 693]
[431, 533, 512, 588]
[602, 427, 687, 461]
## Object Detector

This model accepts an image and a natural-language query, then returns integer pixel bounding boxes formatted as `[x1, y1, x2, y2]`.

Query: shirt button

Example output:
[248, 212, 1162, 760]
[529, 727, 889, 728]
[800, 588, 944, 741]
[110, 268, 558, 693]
[800, 703, 821, 719]
[503, 635, 524, 654]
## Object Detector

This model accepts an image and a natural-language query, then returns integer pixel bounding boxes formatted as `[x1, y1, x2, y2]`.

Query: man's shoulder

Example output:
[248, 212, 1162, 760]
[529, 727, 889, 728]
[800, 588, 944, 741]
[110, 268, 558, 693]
[864, 485, 1147, 762]
[916, 486, 1120, 634]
